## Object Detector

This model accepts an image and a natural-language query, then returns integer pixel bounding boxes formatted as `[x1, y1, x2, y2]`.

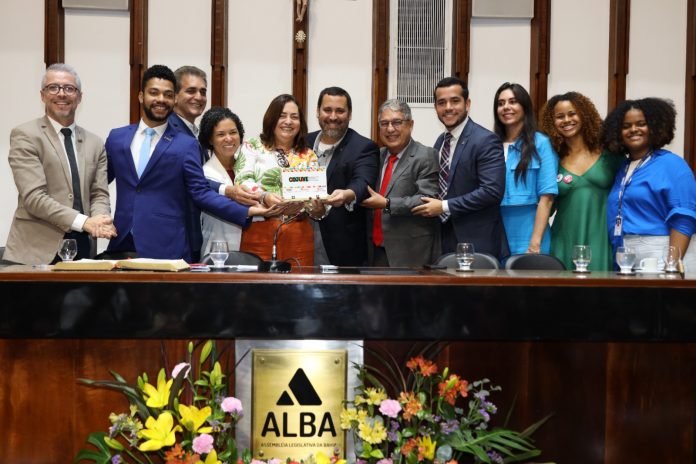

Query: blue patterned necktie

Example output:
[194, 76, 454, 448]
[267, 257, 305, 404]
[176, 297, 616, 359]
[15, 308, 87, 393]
[438, 132, 453, 222]
[137, 127, 156, 177]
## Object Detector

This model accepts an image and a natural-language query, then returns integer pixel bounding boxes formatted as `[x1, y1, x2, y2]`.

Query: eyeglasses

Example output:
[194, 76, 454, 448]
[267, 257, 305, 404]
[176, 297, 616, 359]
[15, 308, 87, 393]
[378, 119, 407, 129]
[42, 84, 79, 96]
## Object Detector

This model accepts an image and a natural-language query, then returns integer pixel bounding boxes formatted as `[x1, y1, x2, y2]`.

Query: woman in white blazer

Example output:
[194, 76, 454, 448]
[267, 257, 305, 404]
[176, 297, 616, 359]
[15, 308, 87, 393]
[197, 107, 246, 257]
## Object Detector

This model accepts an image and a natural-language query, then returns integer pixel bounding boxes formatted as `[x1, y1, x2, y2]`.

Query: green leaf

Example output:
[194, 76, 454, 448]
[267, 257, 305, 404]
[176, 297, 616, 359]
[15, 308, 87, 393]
[369, 449, 385, 459]
[73, 432, 113, 463]
[103, 437, 124, 451]
[260, 168, 282, 193]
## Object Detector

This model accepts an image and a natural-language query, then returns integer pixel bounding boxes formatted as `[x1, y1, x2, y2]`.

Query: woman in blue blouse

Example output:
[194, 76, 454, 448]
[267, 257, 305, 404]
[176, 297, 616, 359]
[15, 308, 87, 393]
[493, 82, 559, 255]
[604, 97, 696, 269]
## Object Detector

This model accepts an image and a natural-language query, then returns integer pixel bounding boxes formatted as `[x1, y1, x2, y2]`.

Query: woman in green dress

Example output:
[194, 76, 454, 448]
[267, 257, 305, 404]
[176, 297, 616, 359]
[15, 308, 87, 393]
[540, 92, 622, 271]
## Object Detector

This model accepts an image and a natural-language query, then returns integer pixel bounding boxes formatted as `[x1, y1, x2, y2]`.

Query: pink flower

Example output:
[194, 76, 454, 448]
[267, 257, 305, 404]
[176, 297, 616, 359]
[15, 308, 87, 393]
[376, 459, 393, 464]
[268, 459, 283, 464]
[250, 460, 266, 464]
[379, 399, 402, 418]
[221, 396, 243, 415]
[171, 362, 190, 379]
[192, 433, 214, 454]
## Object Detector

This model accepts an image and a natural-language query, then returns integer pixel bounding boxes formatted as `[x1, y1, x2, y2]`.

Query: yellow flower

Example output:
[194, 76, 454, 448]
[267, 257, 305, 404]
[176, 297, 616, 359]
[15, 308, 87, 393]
[417, 435, 436, 461]
[315, 451, 345, 464]
[178, 404, 213, 433]
[357, 419, 387, 444]
[137, 411, 182, 451]
[354, 394, 367, 405]
[141, 369, 173, 409]
[365, 388, 387, 406]
[197, 449, 221, 464]
[340, 407, 358, 429]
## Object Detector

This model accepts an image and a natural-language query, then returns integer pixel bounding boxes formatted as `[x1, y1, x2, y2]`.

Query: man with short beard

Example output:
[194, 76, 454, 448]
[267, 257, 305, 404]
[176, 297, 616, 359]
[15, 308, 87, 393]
[306, 86, 379, 266]
[103, 65, 268, 261]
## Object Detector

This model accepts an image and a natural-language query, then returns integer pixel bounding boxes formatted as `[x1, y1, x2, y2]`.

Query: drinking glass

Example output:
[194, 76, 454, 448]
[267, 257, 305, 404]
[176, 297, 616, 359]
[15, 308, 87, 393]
[209, 241, 229, 268]
[58, 239, 78, 262]
[663, 245, 680, 273]
[455, 243, 475, 272]
[572, 245, 591, 273]
[616, 246, 636, 274]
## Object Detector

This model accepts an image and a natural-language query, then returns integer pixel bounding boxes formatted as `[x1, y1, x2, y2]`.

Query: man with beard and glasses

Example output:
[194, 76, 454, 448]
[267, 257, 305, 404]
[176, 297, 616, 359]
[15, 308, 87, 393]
[104, 64, 271, 261]
[305, 86, 379, 266]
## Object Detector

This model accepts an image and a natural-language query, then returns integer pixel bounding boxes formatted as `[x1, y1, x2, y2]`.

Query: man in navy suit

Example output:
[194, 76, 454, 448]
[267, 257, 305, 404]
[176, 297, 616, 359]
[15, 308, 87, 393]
[104, 65, 266, 261]
[412, 77, 509, 260]
[306, 87, 379, 266]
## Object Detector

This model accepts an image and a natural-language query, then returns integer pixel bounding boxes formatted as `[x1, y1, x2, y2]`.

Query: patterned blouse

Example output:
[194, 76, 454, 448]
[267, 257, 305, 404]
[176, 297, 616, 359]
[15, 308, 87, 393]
[235, 137, 318, 195]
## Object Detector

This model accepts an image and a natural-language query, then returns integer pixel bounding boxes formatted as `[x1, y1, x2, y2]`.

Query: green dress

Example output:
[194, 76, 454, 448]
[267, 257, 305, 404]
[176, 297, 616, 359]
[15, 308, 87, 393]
[551, 151, 622, 271]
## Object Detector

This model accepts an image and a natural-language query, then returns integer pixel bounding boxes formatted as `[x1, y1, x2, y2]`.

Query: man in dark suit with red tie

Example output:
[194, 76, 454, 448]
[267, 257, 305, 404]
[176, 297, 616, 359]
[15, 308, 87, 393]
[412, 77, 509, 260]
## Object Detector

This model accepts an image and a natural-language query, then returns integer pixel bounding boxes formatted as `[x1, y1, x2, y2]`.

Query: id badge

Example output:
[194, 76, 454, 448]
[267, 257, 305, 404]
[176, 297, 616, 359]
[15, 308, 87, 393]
[613, 216, 622, 237]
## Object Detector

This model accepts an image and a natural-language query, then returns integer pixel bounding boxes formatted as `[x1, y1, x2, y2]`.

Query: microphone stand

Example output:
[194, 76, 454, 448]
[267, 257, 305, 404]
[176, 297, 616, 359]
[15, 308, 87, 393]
[259, 211, 301, 273]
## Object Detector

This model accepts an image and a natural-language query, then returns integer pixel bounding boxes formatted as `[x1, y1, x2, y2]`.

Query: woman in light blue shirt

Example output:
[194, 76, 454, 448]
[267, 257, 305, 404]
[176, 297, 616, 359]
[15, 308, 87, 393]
[493, 82, 558, 255]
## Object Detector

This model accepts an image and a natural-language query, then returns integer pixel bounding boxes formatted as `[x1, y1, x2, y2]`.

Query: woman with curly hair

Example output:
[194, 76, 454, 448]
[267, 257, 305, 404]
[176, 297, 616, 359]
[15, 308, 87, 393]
[604, 97, 696, 270]
[494, 82, 559, 255]
[197, 107, 248, 257]
[540, 92, 622, 270]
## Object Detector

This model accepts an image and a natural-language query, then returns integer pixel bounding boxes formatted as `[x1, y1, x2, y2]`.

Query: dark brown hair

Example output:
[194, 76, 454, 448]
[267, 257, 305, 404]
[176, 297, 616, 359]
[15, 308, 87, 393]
[260, 94, 308, 152]
[540, 92, 602, 158]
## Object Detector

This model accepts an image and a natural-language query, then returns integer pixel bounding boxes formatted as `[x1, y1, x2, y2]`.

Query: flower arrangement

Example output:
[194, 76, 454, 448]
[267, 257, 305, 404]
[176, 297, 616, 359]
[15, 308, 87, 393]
[340, 355, 547, 464]
[75, 340, 246, 464]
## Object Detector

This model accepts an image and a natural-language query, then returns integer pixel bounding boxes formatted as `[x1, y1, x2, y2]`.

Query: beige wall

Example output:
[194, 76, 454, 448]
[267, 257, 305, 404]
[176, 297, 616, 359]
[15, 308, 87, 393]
[0, 0, 691, 248]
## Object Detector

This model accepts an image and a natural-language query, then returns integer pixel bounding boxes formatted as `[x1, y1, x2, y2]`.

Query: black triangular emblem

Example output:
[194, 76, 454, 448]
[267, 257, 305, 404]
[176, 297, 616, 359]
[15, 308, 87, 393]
[276, 390, 294, 405]
[276, 368, 322, 406]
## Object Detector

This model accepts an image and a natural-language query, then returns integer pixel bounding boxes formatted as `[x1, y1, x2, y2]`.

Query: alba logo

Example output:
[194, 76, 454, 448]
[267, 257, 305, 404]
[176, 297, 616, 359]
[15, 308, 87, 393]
[261, 368, 337, 437]
[276, 368, 322, 406]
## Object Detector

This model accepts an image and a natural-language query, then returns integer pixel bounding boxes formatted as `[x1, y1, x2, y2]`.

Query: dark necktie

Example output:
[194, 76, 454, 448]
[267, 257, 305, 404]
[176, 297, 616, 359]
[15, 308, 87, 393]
[372, 154, 398, 247]
[60, 128, 83, 213]
[438, 132, 453, 222]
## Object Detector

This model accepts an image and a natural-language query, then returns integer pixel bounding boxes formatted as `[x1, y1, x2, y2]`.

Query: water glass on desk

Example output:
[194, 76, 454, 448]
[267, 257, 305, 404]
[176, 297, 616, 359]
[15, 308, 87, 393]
[455, 243, 475, 272]
[616, 246, 636, 274]
[572, 245, 591, 273]
[58, 239, 77, 262]
[209, 241, 229, 268]
[663, 245, 680, 273]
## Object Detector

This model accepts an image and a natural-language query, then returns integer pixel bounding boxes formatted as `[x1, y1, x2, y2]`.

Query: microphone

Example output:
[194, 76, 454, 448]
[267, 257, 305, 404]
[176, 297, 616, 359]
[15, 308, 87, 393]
[258, 214, 296, 272]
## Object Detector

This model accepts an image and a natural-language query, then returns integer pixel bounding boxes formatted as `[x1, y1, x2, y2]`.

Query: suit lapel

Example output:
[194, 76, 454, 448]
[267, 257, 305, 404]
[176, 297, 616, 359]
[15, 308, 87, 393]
[40, 116, 72, 187]
[385, 140, 414, 196]
[74, 126, 88, 199]
[141, 125, 175, 180]
[326, 129, 352, 183]
[447, 122, 473, 189]
[123, 124, 139, 180]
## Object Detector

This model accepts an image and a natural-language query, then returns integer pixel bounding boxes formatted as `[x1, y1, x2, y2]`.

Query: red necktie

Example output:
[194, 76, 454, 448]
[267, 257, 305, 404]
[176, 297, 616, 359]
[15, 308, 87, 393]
[373, 154, 399, 246]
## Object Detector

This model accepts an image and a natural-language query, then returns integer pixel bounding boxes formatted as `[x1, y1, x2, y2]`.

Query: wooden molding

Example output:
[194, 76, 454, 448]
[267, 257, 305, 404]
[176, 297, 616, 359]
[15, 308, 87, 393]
[129, 0, 147, 124]
[44, 0, 65, 66]
[608, 0, 630, 113]
[685, 0, 696, 170]
[210, 0, 228, 106]
[371, 0, 389, 141]
[292, 3, 309, 112]
[452, 0, 472, 84]
[529, 0, 551, 113]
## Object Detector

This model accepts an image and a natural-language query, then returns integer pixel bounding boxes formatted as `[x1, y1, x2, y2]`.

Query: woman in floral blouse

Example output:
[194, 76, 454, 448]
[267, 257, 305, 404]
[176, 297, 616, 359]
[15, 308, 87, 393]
[235, 94, 318, 265]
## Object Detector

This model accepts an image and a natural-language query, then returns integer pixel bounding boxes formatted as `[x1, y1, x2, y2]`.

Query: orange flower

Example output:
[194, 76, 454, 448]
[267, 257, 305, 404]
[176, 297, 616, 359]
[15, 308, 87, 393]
[399, 391, 422, 420]
[164, 443, 200, 463]
[400, 438, 418, 457]
[406, 356, 438, 377]
[438, 375, 469, 405]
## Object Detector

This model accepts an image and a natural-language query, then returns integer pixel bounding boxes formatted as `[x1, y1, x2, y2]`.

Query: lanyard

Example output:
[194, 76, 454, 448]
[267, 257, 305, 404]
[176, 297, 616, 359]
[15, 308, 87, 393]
[613, 153, 651, 236]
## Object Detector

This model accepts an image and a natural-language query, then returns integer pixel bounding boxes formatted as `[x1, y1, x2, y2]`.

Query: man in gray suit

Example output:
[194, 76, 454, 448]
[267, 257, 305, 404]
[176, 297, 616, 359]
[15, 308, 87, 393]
[361, 99, 439, 267]
[5, 63, 115, 265]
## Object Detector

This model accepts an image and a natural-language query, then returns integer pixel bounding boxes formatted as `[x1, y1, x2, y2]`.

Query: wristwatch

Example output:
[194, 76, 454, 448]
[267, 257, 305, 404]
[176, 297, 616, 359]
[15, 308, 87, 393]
[384, 197, 391, 214]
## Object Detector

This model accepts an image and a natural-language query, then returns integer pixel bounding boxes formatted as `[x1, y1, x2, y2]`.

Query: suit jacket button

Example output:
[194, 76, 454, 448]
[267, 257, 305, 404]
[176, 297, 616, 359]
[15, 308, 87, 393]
[68, 193, 73, 199]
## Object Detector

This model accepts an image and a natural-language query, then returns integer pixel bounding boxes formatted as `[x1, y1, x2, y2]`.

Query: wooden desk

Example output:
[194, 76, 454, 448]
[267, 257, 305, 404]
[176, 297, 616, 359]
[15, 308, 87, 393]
[0, 266, 694, 463]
